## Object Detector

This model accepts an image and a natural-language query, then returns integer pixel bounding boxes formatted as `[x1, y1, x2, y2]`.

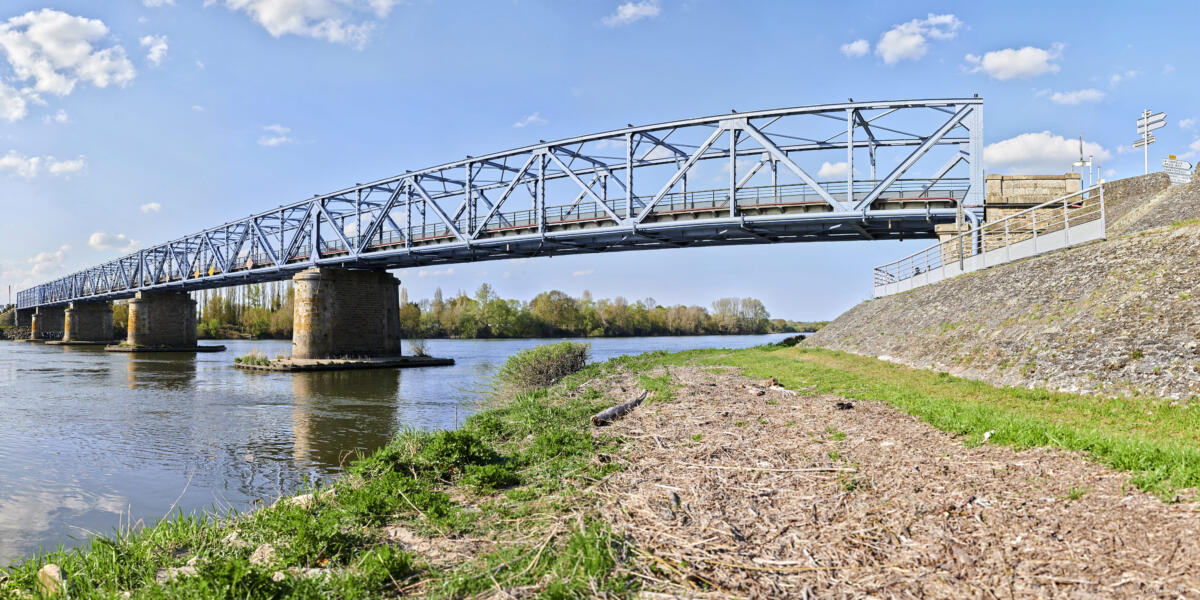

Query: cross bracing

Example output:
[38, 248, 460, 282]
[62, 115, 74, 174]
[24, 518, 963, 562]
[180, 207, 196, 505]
[17, 97, 983, 309]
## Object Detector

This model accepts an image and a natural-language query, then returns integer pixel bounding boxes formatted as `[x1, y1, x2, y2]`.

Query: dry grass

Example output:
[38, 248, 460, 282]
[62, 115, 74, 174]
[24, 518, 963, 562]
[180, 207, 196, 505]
[594, 366, 1200, 598]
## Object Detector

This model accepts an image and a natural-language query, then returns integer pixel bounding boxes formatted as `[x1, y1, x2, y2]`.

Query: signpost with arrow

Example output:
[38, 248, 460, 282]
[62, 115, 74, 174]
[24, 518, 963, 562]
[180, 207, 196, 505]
[1136, 110, 1166, 174]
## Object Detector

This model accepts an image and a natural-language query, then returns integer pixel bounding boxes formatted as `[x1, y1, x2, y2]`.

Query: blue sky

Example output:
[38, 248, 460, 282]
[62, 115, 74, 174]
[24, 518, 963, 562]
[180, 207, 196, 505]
[0, 1, 1193, 320]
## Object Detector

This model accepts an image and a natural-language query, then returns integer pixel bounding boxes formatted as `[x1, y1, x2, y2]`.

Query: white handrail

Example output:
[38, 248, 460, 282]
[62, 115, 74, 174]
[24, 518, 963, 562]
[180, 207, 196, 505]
[873, 184, 1105, 295]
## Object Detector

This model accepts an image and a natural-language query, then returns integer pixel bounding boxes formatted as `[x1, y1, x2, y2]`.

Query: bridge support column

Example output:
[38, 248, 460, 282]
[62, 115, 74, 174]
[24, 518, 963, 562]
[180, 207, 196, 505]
[292, 268, 403, 360]
[61, 302, 114, 343]
[30, 306, 65, 341]
[122, 291, 198, 349]
[15, 308, 33, 328]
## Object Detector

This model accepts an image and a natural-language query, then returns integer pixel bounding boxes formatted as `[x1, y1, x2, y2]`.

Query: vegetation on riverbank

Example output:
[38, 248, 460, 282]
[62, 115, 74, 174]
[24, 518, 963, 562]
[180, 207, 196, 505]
[189, 281, 825, 340]
[8, 343, 1197, 597]
[0, 342, 633, 598]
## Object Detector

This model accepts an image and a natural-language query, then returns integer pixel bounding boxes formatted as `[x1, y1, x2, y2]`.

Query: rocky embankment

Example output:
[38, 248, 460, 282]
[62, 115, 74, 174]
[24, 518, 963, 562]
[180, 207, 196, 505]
[808, 176, 1200, 400]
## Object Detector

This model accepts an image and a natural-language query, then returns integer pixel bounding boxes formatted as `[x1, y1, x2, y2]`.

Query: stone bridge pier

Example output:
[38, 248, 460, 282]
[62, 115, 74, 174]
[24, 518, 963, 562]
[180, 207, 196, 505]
[30, 306, 64, 340]
[15, 308, 33, 328]
[60, 302, 115, 343]
[121, 291, 198, 349]
[291, 268, 402, 360]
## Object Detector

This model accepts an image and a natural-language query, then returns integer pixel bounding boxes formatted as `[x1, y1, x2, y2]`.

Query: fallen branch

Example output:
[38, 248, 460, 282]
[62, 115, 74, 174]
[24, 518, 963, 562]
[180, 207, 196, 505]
[592, 390, 649, 426]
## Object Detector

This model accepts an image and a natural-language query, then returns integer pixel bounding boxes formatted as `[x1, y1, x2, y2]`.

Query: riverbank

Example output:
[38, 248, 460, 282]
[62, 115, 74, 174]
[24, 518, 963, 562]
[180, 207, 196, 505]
[6, 344, 1200, 597]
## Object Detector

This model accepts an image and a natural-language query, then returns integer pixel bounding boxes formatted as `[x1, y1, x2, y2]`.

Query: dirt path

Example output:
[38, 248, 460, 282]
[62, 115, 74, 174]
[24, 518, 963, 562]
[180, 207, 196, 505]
[593, 366, 1200, 599]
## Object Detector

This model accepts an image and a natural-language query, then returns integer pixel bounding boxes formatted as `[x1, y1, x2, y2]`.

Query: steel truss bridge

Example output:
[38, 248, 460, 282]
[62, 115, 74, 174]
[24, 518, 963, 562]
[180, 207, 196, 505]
[18, 98, 983, 309]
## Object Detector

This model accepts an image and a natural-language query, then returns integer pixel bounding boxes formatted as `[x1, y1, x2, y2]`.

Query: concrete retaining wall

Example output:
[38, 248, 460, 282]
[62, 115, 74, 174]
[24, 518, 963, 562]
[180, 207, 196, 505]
[292, 268, 402, 359]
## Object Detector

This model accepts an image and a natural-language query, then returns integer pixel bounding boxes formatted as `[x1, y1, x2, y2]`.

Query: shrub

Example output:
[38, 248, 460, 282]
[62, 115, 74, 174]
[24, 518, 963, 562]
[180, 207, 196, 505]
[495, 342, 590, 393]
[409, 339, 430, 357]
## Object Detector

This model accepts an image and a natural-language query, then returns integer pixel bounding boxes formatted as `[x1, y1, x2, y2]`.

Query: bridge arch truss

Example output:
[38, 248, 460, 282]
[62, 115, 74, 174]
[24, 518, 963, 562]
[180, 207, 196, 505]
[18, 97, 982, 309]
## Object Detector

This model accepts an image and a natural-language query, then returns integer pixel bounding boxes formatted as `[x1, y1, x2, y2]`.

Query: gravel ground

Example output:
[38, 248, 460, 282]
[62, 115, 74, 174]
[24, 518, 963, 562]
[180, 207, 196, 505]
[593, 366, 1200, 599]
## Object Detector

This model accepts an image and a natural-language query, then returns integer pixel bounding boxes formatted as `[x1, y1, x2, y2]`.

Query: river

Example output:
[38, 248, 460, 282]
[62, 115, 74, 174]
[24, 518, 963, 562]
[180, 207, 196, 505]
[0, 333, 791, 565]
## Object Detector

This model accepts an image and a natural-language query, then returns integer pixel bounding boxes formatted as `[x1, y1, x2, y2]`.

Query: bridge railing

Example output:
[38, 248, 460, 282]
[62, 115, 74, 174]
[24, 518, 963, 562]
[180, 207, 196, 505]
[872, 184, 1105, 297]
[339, 178, 971, 247]
[292, 178, 970, 250]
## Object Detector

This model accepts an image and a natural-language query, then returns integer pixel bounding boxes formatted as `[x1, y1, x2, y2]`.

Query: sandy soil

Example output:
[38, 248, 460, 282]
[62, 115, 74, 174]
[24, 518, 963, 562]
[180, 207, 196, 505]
[592, 366, 1200, 599]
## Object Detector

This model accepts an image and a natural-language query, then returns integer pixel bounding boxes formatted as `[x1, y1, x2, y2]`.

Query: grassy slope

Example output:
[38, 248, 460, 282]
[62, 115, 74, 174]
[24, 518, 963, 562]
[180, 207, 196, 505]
[6, 345, 1200, 598]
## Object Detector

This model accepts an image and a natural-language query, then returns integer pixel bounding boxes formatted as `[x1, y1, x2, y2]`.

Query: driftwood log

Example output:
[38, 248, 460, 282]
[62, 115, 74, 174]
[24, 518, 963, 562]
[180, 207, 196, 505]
[592, 390, 649, 426]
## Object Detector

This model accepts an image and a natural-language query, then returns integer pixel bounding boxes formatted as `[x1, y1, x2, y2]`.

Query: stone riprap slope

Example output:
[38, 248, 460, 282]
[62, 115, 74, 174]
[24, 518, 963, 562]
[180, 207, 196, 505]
[808, 220, 1200, 400]
[1101, 172, 1170, 230]
[1110, 178, 1200, 235]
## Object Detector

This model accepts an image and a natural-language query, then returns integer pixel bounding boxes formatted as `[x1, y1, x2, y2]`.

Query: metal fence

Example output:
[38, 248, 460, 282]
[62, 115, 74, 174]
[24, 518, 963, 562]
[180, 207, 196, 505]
[872, 185, 1106, 297]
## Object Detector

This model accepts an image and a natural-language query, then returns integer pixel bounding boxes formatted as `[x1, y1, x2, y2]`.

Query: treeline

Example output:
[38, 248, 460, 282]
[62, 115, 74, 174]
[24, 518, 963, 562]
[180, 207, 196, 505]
[193, 282, 295, 339]
[173, 282, 823, 340]
[400, 285, 821, 338]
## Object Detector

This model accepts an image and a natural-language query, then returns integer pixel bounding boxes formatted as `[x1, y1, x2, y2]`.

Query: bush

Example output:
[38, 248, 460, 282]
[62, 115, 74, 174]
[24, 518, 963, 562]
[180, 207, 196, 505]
[495, 342, 590, 392]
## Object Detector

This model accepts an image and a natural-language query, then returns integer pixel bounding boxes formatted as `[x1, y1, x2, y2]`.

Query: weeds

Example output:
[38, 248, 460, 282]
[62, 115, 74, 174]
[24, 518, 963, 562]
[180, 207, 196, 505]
[494, 342, 590, 396]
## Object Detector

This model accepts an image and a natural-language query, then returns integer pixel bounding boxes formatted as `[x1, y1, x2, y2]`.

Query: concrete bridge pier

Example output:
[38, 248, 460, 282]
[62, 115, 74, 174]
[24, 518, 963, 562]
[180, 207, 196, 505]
[57, 302, 114, 344]
[30, 306, 65, 341]
[292, 267, 403, 360]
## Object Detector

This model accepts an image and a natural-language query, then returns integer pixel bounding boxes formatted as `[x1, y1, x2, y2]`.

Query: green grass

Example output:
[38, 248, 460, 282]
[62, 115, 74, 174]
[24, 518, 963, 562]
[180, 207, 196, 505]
[1, 360, 635, 599]
[637, 372, 677, 403]
[634, 345, 1200, 499]
[9, 342, 1200, 597]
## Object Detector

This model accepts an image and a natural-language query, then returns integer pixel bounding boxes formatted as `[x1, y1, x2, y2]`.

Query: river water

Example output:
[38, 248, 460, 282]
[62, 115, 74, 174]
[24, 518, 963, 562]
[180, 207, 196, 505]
[0, 334, 790, 565]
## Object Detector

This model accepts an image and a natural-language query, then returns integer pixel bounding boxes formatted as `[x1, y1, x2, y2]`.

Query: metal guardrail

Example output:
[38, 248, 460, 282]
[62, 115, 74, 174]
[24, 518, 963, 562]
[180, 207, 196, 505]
[872, 184, 1106, 297]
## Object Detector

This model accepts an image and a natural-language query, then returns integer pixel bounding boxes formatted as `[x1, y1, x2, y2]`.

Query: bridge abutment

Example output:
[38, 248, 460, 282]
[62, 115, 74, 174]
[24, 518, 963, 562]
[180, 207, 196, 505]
[30, 306, 64, 340]
[291, 267, 403, 360]
[15, 308, 32, 328]
[61, 302, 115, 343]
[123, 291, 198, 349]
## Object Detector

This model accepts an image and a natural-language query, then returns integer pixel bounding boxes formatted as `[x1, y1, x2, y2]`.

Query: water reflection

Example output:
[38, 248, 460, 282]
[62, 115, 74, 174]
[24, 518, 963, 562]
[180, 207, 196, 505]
[290, 370, 400, 467]
[126, 356, 197, 390]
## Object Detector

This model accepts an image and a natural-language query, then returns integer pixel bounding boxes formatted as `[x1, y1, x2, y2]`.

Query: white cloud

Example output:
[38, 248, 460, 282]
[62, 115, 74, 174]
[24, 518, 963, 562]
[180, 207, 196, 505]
[1109, 69, 1137, 87]
[192, 105, 205, 112]
[143, 0, 176, 6]
[984, 131, 1111, 173]
[875, 13, 961, 65]
[0, 151, 39, 178]
[1163, 64, 1176, 76]
[28, 244, 70, 276]
[1180, 139, 1200, 160]
[417, 267, 455, 278]
[1178, 118, 1195, 130]
[512, 112, 546, 128]
[965, 44, 1062, 80]
[817, 161, 850, 178]
[47, 156, 85, 175]
[840, 39, 869, 58]
[0, 151, 83, 178]
[213, 0, 400, 49]
[0, 82, 27, 122]
[572, 269, 594, 277]
[602, 1, 660, 27]
[195, 59, 205, 69]
[0, 9, 136, 99]
[140, 34, 168, 66]
[257, 124, 294, 146]
[140, 202, 161, 213]
[88, 232, 139, 252]
[42, 108, 68, 124]
[1048, 88, 1103, 105]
